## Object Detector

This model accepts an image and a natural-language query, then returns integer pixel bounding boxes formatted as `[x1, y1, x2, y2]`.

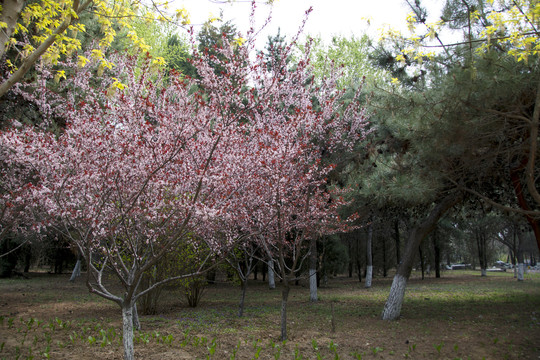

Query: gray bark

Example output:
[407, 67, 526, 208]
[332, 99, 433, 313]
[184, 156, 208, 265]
[517, 263, 525, 281]
[132, 303, 140, 331]
[268, 260, 275, 289]
[238, 279, 247, 317]
[382, 193, 461, 321]
[280, 284, 290, 341]
[381, 274, 407, 321]
[365, 221, 373, 288]
[0, 0, 25, 59]
[69, 259, 81, 282]
[309, 237, 317, 302]
[122, 303, 135, 360]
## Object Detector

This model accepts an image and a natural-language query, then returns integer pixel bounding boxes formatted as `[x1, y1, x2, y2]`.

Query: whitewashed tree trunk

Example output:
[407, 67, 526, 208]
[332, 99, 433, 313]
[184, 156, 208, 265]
[381, 274, 407, 320]
[122, 303, 135, 360]
[517, 263, 525, 281]
[365, 221, 373, 288]
[309, 268, 317, 302]
[365, 266, 373, 288]
[481, 268, 487, 277]
[382, 194, 461, 321]
[69, 259, 81, 282]
[268, 260, 275, 289]
[309, 237, 317, 302]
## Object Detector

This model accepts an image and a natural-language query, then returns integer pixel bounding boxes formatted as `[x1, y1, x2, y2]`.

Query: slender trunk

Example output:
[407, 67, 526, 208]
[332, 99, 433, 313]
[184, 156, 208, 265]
[356, 233, 362, 283]
[433, 230, 441, 278]
[365, 221, 373, 288]
[394, 219, 401, 265]
[382, 235, 388, 277]
[280, 283, 290, 341]
[69, 259, 81, 282]
[419, 246, 425, 280]
[476, 229, 487, 277]
[517, 245, 525, 281]
[382, 193, 461, 321]
[238, 279, 248, 317]
[348, 238, 353, 278]
[510, 166, 540, 251]
[309, 237, 318, 302]
[122, 303, 135, 360]
[268, 260, 275, 289]
[132, 303, 140, 331]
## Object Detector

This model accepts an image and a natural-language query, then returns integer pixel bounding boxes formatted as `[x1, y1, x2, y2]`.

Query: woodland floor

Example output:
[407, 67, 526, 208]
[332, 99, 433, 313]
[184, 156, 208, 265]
[0, 269, 539, 360]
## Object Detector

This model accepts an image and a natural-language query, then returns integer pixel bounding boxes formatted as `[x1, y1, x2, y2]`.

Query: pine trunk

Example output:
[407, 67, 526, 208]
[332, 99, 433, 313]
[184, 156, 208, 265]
[433, 230, 441, 278]
[382, 193, 461, 321]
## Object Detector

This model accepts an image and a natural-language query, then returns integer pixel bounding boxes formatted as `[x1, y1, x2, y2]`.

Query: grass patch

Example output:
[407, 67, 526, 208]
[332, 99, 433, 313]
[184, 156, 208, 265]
[0, 270, 538, 359]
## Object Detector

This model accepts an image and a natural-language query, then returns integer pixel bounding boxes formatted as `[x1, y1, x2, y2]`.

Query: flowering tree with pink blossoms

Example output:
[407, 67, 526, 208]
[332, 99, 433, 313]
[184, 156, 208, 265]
[0, 19, 368, 358]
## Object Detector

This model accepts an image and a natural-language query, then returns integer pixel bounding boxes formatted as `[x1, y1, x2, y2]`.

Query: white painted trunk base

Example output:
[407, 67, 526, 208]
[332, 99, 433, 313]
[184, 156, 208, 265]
[309, 268, 317, 302]
[122, 305, 135, 360]
[381, 274, 407, 321]
[517, 263, 525, 281]
[481, 268, 487, 277]
[268, 261, 275, 289]
[69, 260, 81, 282]
[365, 265, 373, 288]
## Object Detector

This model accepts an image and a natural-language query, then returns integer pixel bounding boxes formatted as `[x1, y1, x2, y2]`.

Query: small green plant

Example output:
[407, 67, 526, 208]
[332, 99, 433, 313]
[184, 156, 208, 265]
[207, 337, 217, 359]
[329, 340, 339, 360]
[87, 335, 96, 345]
[230, 340, 241, 360]
[372, 347, 383, 355]
[252, 339, 263, 359]
[351, 351, 362, 360]
[273, 343, 282, 360]
[163, 334, 174, 346]
[294, 344, 302, 360]
[434, 342, 444, 355]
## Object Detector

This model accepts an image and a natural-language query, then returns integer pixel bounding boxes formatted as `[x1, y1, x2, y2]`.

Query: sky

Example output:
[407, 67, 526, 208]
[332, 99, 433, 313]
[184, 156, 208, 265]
[176, 0, 446, 46]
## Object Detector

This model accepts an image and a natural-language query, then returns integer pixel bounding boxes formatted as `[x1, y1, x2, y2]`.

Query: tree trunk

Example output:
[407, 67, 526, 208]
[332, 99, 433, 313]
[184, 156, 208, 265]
[238, 279, 248, 317]
[69, 259, 81, 282]
[309, 237, 318, 302]
[268, 260, 275, 289]
[365, 221, 373, 288]
[419, 246, 425, 280]
[382, 193, 461, 321]
[394, 219, 401, 265]
[132, 303, 140, 331]
[382, 235, 388, 277]
[356, 232, 362, 283]
[0, 0, 25, 59]
[510, 166, 540, 252]
[122, 303, 135, 360]
[348, 237, 354, 278]
[476, 229, 487, 277]
[280, 283, 290, 341]
[433, 229, 441, 278]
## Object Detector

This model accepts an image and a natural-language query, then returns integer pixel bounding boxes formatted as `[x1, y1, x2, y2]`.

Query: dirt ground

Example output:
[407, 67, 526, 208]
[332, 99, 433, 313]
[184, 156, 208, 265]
[1, 271, 539, 359]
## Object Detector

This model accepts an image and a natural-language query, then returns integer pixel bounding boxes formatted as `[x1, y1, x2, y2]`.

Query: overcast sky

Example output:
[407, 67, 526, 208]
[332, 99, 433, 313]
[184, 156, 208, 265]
[177, 0, 446, 45]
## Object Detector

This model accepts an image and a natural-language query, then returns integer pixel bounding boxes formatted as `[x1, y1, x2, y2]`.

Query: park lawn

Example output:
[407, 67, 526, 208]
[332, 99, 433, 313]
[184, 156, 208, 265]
[0, 270, 539, 359]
